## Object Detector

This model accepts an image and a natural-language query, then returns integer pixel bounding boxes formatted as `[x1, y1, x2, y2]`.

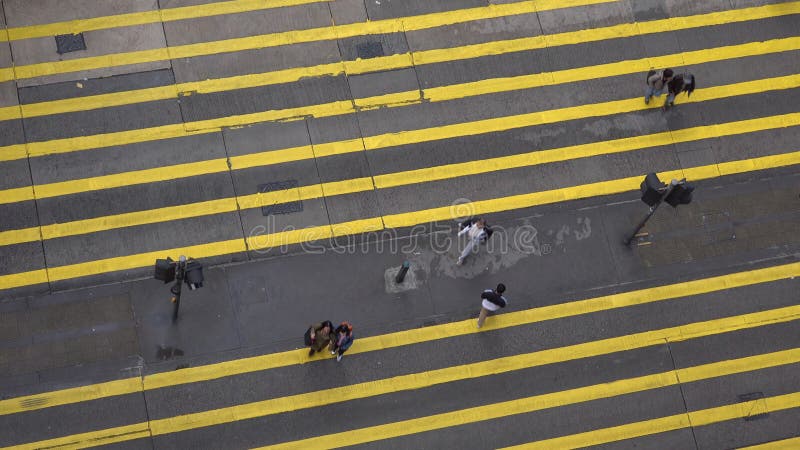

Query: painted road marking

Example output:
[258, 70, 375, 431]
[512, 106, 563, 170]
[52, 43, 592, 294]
[2, 261, 797, 416]
[0, 151, 797, 290]
[5, 307, 800, 449]
[499, 392, 800, 449]
[1, 111, 797, 246]
[1, 8, 796, 121]
[740, 437, 800, 449]
[0, 0, 617, 82]
[0, 0, 332, 42]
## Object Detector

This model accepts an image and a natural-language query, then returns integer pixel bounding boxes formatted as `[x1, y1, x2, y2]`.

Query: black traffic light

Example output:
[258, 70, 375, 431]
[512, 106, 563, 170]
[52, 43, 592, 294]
[184, 260, 204, 290]
[664, 182, 694, 207]
[154, 257, 176, 283]
[640, 172, 666, 207]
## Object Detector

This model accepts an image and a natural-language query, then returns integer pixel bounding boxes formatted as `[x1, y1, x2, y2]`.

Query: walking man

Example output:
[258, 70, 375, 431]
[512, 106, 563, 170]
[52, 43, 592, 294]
[477, 283, 507, 328]
[644, 68, 673, 104]
[457, 218, 489, 265]
[664, 73, 696, 108]
[305, 320, 333, 356]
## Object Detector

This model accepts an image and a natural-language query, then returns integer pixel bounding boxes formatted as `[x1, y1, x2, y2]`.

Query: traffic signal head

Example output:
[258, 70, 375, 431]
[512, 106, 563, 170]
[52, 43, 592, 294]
[184, 260, 204, 290]
[640, 172, 666, 206]
[665, 182, 694, 207]
[154, 257, 175, 283]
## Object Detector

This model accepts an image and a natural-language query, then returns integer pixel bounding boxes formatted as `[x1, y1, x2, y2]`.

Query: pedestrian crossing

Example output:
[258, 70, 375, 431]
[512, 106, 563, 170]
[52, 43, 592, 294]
[1, 263, 798, 448]
[1, 0, 799, 447]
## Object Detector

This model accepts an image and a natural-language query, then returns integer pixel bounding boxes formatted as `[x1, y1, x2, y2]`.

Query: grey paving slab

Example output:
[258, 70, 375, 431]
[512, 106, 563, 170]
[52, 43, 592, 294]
[0, 200, 38, 237]
[0, 241, 45, 277]
[17, 68, 175, 104]
[695, 408, 800, 450]
[0, 118, 25, 146]
[337, 32, 409, 61]
[365, 0, 487, 21]
[222, 119, 310, 157]
[590, 429, 697, 450]
[161, 2, 332, 46]
[29, 131, 224, 185]
[2, 0, 157, 26]
[662, 0, 736, 17]
[22, 98, 182, 141]
[41, 211, 245, 266]
[11, 22, 169, 88]
[628, 0, 669, 22]
[0, 40, 13, 71]
[537, 1, 635, 35]
[329, 0, 368, 25]
[672, 15, 800, 55]
[170, 40, 341, 83]
[713, 127, 800, 165]
[34, 171, 235, 224]
[0, 158, 34, 192]
[178, 74, 351, 123]
[130, 268, 242, 365]
[405, 11, 541, 52]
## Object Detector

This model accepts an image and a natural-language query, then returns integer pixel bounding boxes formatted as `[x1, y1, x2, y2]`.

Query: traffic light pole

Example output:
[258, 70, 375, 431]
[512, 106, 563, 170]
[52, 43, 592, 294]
[170, 256, 186, 323]
[624, 180, 678, 246]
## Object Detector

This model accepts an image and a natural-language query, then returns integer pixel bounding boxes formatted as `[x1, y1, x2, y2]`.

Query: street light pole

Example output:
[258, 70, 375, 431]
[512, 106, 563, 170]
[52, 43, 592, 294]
[624, 179, 679, 246]
[170, 255, 187, 323]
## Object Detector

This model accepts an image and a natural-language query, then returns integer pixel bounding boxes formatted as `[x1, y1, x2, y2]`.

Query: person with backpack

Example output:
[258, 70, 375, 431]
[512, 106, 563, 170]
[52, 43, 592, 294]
[329, 322, 354, 362]
[477, 283, 508, 328]
[644, 68, 674, 104]
[456, 218, 492, 265]
[664, 73, 696, 108]
[305, 320, 333, 356]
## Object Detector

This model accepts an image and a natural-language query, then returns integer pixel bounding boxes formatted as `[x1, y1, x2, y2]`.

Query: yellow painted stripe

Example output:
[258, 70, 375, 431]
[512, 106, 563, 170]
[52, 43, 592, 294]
[8, 307, 800, 450]
[740, 437, 800, 449]
[2, 259, 796, 418]
[1, 0, 331, 42]
[500, 392, 800, 449]
[256, 338, 800, 449]
[2, 110, 796, 247]
[0, 0, 612, 82]
[1, 150, 798, 290]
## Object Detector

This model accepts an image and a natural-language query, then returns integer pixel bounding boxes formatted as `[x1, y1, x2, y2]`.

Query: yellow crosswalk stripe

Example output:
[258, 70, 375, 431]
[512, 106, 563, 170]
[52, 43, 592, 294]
[1, 110, 797, 247]
[6, 306, 800, 450]
[0, 0, 616, 83]
[0, 0, 332, 42]
[0, 150, 797, 290]
[499, 392, 800, 449]
[2, 261, 796, 416]
[740, 437, 800, 449]
[255, 341, 800, 449]
[0, 5, 795, 122]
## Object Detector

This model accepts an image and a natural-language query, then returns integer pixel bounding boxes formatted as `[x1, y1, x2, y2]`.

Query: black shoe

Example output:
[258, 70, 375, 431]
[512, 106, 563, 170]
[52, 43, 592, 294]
[308, 348, 315, 356]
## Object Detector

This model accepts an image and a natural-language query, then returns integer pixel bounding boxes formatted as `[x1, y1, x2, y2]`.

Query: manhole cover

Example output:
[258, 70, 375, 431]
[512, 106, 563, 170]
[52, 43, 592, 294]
[356, 41, 384, 59]
[55, 33, 87, 54]
[259, 180, 303, 216]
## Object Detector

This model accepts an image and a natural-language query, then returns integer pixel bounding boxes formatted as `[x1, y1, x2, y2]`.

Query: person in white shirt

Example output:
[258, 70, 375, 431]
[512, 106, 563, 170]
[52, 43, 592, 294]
[457, 218, 487, 265]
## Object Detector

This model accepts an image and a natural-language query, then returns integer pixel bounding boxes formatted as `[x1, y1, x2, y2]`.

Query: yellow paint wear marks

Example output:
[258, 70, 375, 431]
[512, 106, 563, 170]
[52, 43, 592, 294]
[740, 437, 800, 449]
[1, 150, 798, 290]
[256, 329, 800, 449]
[1, 261, 796, 417]
[0, 144, 27, 163]
[0, 185, 35, 204]
[0, 0, 613, 82]
[501, 393, 800, 449]
[1, 0, 331, 42]
[9, 309, 800, 450]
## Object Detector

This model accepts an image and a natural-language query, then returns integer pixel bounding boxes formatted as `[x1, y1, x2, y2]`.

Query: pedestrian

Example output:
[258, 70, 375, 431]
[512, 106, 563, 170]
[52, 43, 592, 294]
[456, 218, 491, 265]
[329, 321, 354, 362]
[644, 68, 673, 104]
[305, 320, 333, 356]
[477, 283, 507, 328]
[664, 73, 696, 108]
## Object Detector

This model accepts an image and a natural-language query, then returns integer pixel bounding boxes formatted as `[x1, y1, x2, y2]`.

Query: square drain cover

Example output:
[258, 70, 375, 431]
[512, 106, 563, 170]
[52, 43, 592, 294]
[356, 41, 384, 59]
[55, 33, 87, 54]
[259, 180, 303, 216]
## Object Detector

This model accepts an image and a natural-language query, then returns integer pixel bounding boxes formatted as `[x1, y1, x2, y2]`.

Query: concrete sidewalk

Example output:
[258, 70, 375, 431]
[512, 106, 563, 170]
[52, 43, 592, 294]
[1, 166, 798, 398]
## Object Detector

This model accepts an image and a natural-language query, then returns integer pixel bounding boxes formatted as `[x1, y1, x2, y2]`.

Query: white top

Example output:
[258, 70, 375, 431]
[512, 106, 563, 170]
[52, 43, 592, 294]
[482, 299, 501, 311]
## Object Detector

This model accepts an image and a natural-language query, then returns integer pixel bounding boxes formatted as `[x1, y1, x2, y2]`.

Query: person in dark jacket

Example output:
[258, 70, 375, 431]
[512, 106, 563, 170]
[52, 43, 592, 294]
[664, 73, 696, 108]
[329, 322, 354, 362]
[306, 320, 333, 356]
[477, 283, 508, 328]
[645, 68, 673, 104]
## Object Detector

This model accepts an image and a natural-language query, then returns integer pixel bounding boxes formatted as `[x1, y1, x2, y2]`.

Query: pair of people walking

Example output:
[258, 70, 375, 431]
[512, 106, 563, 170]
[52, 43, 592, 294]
[305, 321, 354, 362]
[456, 217, 493, 265]
[645, 68, 695, 108]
